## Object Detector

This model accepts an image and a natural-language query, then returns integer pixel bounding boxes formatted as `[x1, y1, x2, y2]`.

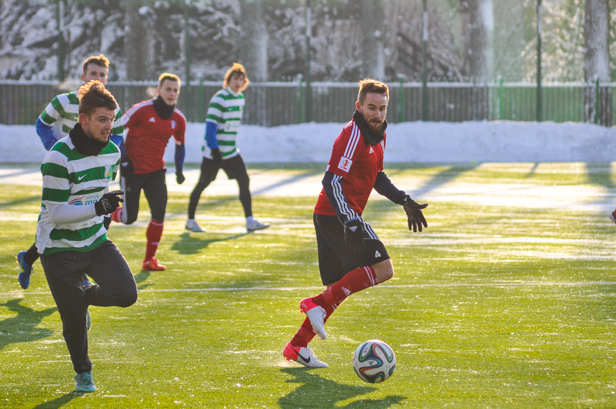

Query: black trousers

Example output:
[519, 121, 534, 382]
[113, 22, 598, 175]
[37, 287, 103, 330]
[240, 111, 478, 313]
[188, 155, 252, 219]
[120, 168, 168, 223]
[40, 241, 138, 374]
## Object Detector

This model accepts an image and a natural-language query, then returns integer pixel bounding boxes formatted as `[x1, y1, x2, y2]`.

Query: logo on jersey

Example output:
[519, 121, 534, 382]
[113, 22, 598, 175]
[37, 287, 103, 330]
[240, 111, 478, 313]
[338, 156, 353, 172]
[171, 120, 177, 129]
[104, 165, 115, 180]
[149, 117, 156, 123]
[69, 193, 100, 206]
[369, 147, 374, 154]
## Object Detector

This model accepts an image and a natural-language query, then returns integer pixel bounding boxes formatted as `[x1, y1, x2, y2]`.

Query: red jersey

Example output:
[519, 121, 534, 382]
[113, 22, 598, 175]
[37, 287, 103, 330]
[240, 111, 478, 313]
[314, 119, 385, 216]
[122, 100, 186, 174]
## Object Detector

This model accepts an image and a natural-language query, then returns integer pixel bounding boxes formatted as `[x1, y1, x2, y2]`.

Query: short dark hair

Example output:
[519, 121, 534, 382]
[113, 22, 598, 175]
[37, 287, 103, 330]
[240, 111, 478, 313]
[82, 54, 109, 75]
[158, 72, 181, 88]
[78, 81, 117, 116]
[223, 63, 249, 92]
[357, 79, 389, 105]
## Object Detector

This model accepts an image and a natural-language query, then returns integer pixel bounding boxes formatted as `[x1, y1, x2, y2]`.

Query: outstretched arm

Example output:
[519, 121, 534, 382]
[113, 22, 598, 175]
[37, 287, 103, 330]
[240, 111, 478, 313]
[373, 171, 428, 232]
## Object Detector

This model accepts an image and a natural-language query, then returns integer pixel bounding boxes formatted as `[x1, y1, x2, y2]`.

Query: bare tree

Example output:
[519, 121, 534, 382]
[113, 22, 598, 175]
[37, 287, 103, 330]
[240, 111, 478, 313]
[460, 0, 489, 119]
[239, 0, 268, 125]
[584, 0, 610, 125]
[124, 0, 155, 81]
[360, 0, 385, 80]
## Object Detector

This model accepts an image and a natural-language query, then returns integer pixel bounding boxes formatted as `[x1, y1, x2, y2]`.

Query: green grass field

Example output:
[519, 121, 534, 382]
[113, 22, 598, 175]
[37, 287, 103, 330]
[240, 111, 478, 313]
[1, 163, 616, 408]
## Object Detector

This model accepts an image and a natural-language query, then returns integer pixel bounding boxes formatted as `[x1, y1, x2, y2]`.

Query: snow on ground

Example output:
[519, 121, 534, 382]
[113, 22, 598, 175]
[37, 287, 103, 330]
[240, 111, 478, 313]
[1, 121, 616, 164]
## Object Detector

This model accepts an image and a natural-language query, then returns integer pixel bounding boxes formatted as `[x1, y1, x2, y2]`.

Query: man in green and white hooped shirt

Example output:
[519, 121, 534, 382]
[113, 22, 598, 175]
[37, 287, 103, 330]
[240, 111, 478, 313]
[17, 54, 125, 290]
[36, 81, 138, 393]
[186, 63, 269, 233]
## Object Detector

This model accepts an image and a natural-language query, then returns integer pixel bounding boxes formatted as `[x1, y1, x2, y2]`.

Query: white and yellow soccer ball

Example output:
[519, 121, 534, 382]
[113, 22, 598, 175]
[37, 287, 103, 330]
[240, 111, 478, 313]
[352, 339, 396, 383]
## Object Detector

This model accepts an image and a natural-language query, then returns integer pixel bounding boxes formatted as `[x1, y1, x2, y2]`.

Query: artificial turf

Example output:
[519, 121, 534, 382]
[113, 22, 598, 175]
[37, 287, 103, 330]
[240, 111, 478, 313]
[1, 163, 615, 408]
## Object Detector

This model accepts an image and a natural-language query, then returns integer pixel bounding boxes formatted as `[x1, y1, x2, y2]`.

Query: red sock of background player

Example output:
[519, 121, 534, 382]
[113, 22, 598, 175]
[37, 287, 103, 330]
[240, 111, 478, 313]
[145, 219, 164, 261]
[290, 303, 337, 347]
[313, 266, 377, 307]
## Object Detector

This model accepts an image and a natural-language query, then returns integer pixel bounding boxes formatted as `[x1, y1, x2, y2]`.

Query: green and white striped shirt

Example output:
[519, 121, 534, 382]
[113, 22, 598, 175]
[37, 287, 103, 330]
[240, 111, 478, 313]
[39, 91, 123, 139]
[36, 137, 121, 255]
[203, 88, 245, 159]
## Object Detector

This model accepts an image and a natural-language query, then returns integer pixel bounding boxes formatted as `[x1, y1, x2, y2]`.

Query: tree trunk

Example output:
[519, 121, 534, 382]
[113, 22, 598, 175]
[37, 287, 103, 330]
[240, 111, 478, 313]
[124, 0, 154, 82]
[239, 0, 268, 126]
[460, 0, 489, 120]
[584, 0, 610, 125]
[360, 0, 385, 80]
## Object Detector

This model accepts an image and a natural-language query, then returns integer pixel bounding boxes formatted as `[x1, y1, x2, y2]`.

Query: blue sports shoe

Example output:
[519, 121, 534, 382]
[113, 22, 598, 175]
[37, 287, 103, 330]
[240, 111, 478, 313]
[16, 251, 33, 290]
[74, 371, 96, 392]
[83, 277, 92, 289]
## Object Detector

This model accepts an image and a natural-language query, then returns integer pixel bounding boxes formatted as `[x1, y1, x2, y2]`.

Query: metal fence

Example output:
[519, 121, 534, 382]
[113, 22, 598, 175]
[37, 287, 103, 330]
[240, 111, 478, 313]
[0, 80, 613, 127]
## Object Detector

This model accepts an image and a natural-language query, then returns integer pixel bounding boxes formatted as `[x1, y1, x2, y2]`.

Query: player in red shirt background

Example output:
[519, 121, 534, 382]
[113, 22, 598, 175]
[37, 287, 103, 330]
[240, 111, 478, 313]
[111, 73, 186, 271]
[283, 79, 429, 367]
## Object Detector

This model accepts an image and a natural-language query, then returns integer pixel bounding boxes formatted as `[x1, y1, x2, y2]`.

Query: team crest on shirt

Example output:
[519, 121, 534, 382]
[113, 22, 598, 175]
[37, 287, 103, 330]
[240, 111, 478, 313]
[104, 165, 115, 180]
[171, 120, 177, 129]
[338, 156, 353, 172]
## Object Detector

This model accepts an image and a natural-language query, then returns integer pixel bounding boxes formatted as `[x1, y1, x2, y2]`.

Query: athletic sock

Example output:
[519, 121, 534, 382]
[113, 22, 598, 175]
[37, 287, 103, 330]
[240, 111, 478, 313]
[290, 303, 337, 347]
[145, 219, 164, 261]
[24, 243, 39, 266]
[314, 266, 377, 307]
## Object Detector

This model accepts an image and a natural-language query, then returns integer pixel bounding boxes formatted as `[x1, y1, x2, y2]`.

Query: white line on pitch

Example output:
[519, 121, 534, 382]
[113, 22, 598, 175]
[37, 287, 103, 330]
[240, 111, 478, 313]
[1, 281, 615, 297]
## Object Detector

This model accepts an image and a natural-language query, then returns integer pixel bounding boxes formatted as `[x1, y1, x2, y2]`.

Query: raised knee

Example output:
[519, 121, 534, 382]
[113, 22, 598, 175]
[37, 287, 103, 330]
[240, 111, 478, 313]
[117, 291, 138, 308]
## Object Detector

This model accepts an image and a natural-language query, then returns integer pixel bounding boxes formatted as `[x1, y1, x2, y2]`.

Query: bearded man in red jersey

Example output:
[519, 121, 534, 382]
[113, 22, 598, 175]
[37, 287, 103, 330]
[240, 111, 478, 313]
[283, 79, 428, 368]
[112, 73, 186, 271]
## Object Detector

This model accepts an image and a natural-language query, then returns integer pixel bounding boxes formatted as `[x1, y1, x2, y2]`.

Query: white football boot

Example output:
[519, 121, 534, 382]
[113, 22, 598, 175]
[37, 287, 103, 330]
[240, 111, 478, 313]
[246, 217, 270, 232]
[283, 343, 328, 368]
[186, 219, 205, 232]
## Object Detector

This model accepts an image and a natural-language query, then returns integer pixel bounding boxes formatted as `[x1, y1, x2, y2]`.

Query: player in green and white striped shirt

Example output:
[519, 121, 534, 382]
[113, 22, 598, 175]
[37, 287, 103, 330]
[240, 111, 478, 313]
[186, 63, 269, 233]
[17, 54, 124, 290]
[37, 81, 137, 393]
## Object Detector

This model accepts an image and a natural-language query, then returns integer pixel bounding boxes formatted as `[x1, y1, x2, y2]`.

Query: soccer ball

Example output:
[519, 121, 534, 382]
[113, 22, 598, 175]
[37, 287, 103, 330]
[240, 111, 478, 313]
[352, 339, 396, 383]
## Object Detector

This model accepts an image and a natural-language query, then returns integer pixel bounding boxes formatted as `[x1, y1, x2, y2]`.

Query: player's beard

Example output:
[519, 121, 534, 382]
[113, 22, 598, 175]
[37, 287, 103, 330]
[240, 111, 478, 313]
[368, 119, 384, 132]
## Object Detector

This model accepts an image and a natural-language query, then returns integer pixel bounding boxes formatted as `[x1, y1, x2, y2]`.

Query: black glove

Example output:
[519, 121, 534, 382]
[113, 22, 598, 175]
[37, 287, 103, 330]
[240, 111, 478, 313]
[403, 195, 428, 232]
[344, 218, 365, 252]
[95, 190, 124, 216]
[176, 170, 185, 185]
[103, 215, 112, 230]
[211, 148, 223, 166]
[120, 155, 134, 176]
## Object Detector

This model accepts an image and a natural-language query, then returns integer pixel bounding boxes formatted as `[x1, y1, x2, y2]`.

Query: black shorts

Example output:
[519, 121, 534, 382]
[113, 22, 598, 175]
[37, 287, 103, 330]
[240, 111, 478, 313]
[313, 213, 389, 286]
[119, 168, 168, 223]
[200, 154, 248, 184]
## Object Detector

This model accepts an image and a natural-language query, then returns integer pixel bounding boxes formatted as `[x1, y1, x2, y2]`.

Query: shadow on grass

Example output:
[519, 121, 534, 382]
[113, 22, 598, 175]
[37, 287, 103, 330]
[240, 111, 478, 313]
[170, 232, 248, 255]
[0, 194, 40, 209]
[134, 269, 152, 290]
[279, 368, 406, 408]
[585, 162, 615, 188]
[0, 298, 56, 351]
[32, 391, 86, 409]
[524, 162, 540, 178]
[409, 163, 480, 199]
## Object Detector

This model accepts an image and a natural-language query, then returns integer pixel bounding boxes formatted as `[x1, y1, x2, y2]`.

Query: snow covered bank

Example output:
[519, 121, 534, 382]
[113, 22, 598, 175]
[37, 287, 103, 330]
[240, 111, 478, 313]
[1, 121, 615, 164]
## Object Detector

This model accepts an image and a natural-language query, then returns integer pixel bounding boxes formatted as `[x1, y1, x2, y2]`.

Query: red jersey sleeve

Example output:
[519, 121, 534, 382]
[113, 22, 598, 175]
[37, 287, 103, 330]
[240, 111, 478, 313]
[173, 112, 186, 145]
[326, 121, 362, 178]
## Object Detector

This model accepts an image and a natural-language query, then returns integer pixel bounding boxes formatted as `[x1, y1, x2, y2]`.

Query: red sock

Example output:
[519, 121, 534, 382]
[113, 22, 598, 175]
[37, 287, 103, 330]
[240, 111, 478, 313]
[290, 303, 337, 347]
[315, 266, 377, 307]
[145, 219, 164, 261]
